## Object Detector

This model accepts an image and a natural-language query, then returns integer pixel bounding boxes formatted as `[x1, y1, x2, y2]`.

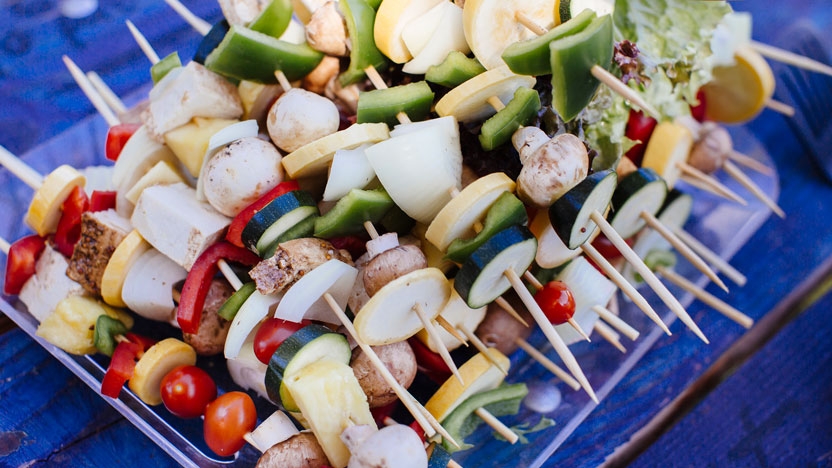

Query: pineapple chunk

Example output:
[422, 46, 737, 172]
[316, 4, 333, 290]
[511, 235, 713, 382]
[284, 359, 377, 468]
[36, 296, 133, 355]
[164, 117, 239, 177]
[124, 160, 186, 204]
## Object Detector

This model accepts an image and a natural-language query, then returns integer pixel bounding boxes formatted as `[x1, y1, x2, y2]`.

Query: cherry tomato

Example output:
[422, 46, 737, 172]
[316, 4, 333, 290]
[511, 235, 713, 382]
[690, 89, 707, 122]
[253, 318, 310, 364]
[623, 109, 658, 166]
[534, 281, 576, 325]
[160, 365, 217, 419]
[203, 391, 257, 456]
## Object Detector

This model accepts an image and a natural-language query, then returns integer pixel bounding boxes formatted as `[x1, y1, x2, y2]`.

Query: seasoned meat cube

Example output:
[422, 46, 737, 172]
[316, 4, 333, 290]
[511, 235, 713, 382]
[66, 209, 132, 296]
[250, 238, 352, 295]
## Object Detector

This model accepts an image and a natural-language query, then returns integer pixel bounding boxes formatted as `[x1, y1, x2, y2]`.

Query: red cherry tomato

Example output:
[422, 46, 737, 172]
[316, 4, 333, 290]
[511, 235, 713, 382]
[203, 391, 257, 456]
[623, 109, 658, 166]
[534, 281, 576, 325]
[253, 318, 310, 364]
[690, 89, 707, 122]
[160, 365, 218, 419]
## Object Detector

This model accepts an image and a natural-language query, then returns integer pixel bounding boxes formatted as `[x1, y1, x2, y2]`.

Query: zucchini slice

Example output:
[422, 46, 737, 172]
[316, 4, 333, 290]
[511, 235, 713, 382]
[548, 169, 617, 250]
[353, 268, 451, 346]
[241, 190, 318, 256]
[445, 191, 528, 264]
[453, 225, 538, 309]
[609, 168, 668, 239]
[274, 259, 357, 325]
[265, 324, 352, 411]
[441, 383, 528, 452]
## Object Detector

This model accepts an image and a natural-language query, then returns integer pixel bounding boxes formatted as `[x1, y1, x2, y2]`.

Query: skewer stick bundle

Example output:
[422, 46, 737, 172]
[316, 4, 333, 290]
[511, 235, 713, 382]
[591, 305, 640, 341]
[672, 227, 747, 287]
[513, 338, 581, 390]
[657, 267, 754, 329]
[593, 321, 626, 353]
[62, 55, 120, 127]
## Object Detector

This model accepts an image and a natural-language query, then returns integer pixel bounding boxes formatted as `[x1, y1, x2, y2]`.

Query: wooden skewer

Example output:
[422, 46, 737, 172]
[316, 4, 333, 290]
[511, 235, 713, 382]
[457, 325, 508, 376]
[581, 242, 671, 335]
[591, 305, 640, 341]
[163, 0, 211, 36]
[677, 162, 747, 205]
[494, 296, 530, 327]
[593, 321, 626, 353]
[86, 71, 128, 115]
[514, 11, 548, 36]
[513, 338, 580, 390]
[722, 160, 786, 218]
[589, 211, 709, 344]
[765, 99, 795, 117]
[435, 314, 469, 347]
[728, 150, 774, 177]
[363, 220, 380, 239]
[62, 56, 121, 127]
[0, 237, 10, 255]
[639, 210, 729, 292]
[0, 145, 44, 190]
[324, 293, 458, 447]
[504, 268, 598, 402]
[126, 19, 160, 64]
[657, 266, 754, 329]
[273, 70, 293, 92]
[671, 227, 747, 287]
[217, 259, 243, 291]
[751, 40, 832, 77]
[486, 96, 506, 112]
[522, 271, 590, 342]
[474, 407, 519, 444]
[414, 303, 464, 385]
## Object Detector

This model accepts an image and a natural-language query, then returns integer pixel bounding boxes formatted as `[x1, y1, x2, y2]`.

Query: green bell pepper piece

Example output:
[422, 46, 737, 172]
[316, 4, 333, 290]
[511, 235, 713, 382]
[205, 25, 323, 83]
[218, 281, 257, 321]
[378, 204, 415, 235]
[425, 51, 486, 88]
[441, 383, 528, 452]
[501, 9, 596, 76]
[339, 0, 388, 86]
[356, 81, 435, 127]
[249, 0, 292, 38]
[445, 191, 528, 264]
[550, 13, 614, 122]
[314, 188, 395, 238]
[151, 51, 182, 84]
[478, 87, 541, 151]
[93, 315, 129, 357]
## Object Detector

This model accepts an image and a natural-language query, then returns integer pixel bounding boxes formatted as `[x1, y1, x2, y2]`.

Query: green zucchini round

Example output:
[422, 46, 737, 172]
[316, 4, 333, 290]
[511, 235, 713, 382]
[454, 225, 538, 309]
[264, 324, 351, 411]
[241, 190, 318, 256]
[548, 169, 618, 249]
[610, 168, 668, 239]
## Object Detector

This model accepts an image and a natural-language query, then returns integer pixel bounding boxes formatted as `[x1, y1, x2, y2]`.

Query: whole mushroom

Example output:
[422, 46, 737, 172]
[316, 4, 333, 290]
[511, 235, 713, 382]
[350, 340, 417, 408]
[267, 88, 340, 153]
[203, 137, 285, 217]
[363, 244, 428, 297]
[514, 130, 589, 208]
[688, 122, 732, 174]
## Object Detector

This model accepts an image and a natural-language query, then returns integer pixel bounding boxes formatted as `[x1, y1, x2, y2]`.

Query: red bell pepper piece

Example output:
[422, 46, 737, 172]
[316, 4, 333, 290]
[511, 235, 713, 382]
[53, 185, 90, 257]
[177, 241, 261, 334]
[623, 109, 658, 167]
[690, 89, 707, 122]
[124, 332, 157, 351]
[329, 235, 367, 260]
[226, 180, 300, 248]
[105, 123, 141, 162]
[89, 190, 117, 212]
[408, 337, 452, 385]
[100, 340, 142, 398]
[3, 235, 46, 295]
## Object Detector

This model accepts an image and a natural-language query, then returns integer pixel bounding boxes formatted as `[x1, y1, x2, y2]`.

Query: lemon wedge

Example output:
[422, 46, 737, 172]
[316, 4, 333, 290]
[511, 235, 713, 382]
[701, 45, 775, 124]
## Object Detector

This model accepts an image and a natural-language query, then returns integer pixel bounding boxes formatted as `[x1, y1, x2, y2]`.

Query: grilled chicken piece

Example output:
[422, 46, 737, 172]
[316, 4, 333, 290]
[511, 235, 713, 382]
[250, 238, 352, 295]
[181, 279, 234, 356]
[66, 209, 132, 296]
[143, 62, 243, 143]
[19, 245, 86, 322]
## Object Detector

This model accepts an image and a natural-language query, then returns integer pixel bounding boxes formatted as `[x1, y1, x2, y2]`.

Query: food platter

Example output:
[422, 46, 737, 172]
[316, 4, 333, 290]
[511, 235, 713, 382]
[0, 88, 777, 466]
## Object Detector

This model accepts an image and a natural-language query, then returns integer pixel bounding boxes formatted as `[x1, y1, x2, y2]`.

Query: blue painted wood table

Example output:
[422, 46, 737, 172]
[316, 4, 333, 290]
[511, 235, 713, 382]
[1, 1, 831, 467]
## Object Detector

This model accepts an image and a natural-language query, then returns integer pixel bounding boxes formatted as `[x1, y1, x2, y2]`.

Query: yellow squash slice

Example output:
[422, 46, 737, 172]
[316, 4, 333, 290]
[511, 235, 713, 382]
[129, 338, 196, 406]
[425, 172, 515, 251]
[281, 123, 390, 179]
[25, 165, 85, 236]
[424, 350, 510, 421]
[100, 230, 151, 308]
[640, 121, 694, 188]
[435, 66, 536, 123]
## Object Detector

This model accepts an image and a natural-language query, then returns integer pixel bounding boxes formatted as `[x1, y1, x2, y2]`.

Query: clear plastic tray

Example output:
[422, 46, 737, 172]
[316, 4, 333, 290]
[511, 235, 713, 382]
[0, 110, 777, 467]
